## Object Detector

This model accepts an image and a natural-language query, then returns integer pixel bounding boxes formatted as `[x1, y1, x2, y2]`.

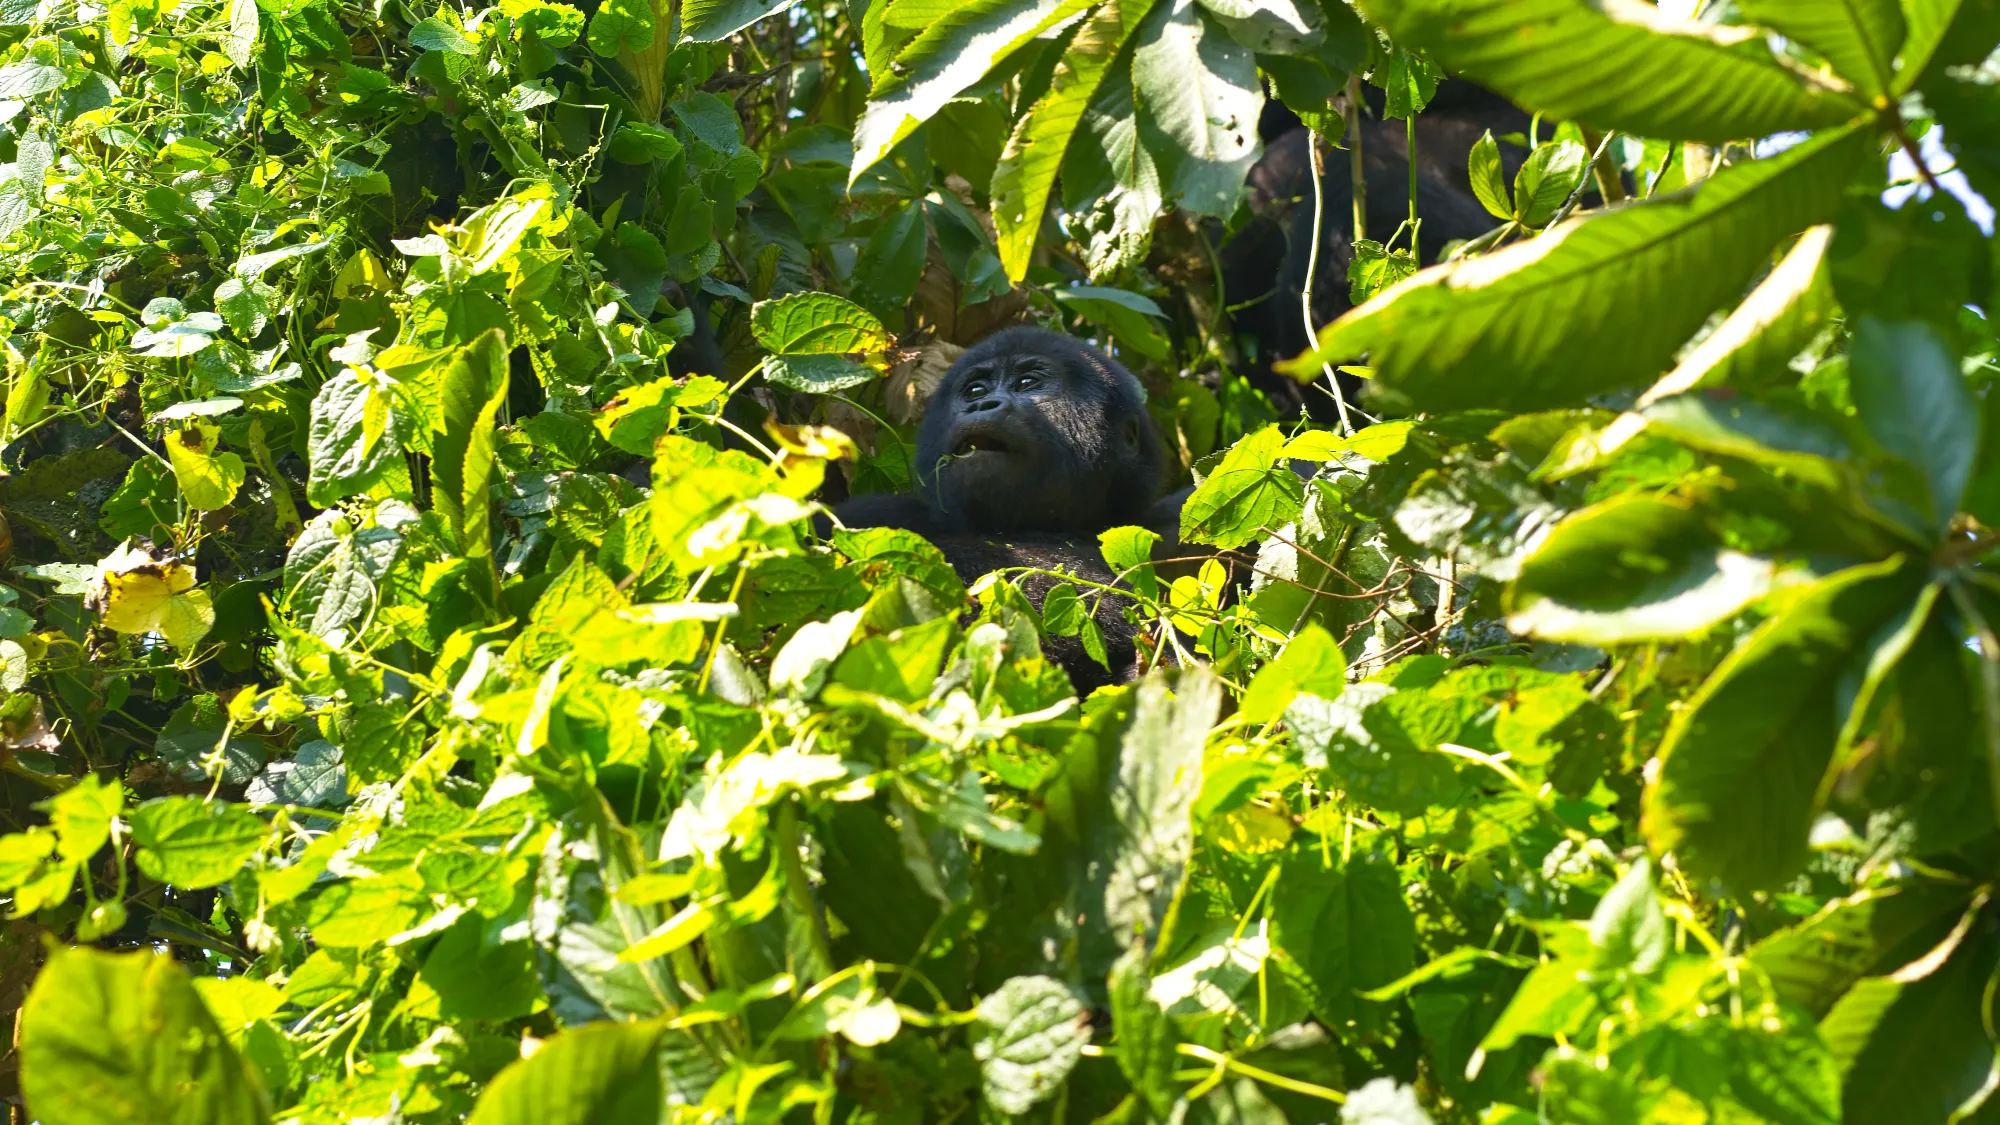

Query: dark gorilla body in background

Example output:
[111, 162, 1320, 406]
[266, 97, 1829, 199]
[833, 328, 1183, 693]
[1224, 82, 1535, 417]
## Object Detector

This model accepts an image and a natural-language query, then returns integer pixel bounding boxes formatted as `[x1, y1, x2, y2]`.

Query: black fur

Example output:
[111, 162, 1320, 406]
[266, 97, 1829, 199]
[832, 328, 1178, 691]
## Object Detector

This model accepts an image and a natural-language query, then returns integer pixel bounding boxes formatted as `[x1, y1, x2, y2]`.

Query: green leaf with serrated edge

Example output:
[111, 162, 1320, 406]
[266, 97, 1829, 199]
[164, 421, 246, 512]
[1180, 425, 1304, 549]
[973, 976, 1090, 1115]
[1109, 946, 1181, 1118]
[1849, 317, 1977, 536]
[1639, 225, 1838, 404]
[1281, 124, 1872, 412]
[1512, 139, 1588, 227]
[431, 330, 509, 558]
[1747, 880, 1975, 1017]
[851, 0, 1097, 182]
[1740, 0, 1904, 97]
[1589, 858, 1668, 972]
[1505, 492, 1777, 644]
[681, 0, 797, 41]
[1267, 848, 1416, 1026]
[305, 369, 401, 506]
[130, 797, 268, 888]
[1239, 622, 1346, 724]
[994, 0, 1155, 280]
[1644, 556, 1922, 891]
[762, 353, 877, 392]
[1467, 129, 1511, 219]
[1099, 524, 1161, 600]
[1354, 0, 1865, 142]
[224, 0, 258, 66]
[465, 1017, 665, 1125]
[749, 292, 893, 354]
[1132, 0, 1265, 216]
[1820, 920, 1998, 1124]
[21, 948, 270, 1125]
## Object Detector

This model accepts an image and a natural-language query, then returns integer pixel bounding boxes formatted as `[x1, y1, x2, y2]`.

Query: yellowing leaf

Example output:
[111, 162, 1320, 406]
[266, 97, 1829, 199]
[165, 422, 246, 511]
[88, 542, 216, 650]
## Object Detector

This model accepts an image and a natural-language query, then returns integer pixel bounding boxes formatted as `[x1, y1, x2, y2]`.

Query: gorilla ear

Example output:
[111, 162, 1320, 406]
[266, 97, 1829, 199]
[1122, 416, 1142, 448]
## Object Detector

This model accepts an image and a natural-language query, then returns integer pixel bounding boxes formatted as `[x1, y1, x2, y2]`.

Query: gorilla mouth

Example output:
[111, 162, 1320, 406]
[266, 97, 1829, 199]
[951, 428, 1013, 456]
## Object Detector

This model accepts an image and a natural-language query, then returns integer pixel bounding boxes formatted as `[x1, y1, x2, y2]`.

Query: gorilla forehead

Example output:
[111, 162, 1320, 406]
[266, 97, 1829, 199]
[941, 326, 1147, 409]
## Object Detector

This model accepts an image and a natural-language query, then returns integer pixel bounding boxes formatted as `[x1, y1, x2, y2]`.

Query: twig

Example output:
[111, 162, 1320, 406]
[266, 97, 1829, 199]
[1302, 128, 1355, 436]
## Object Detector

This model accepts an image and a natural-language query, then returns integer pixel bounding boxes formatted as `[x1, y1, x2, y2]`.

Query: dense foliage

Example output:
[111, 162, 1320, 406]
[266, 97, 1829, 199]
[0, 0, 1997, 1120]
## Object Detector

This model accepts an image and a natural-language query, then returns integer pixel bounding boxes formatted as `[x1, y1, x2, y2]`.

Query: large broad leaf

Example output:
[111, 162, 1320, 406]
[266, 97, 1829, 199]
[1060, 51, 1164, 278]
[1354, 0, 1865, 142]
[431, 329, 509, 558]
[1638, 225, 1838, 404]
[465, 1018, 666, 1125]
[750, 292, 893, 354]
[1848, 317, 1977, 536]
[1505, 492, 1777, 645]
[1267, 848, 1416, 1026]
[1131, 0, 1263, 216]
[1739, 0, 1904, 97]
[973, 976, 1091, 1115]
[681, 0, 797, 41]
[1820, 920, 1999, 1125]
[1749, 880, 1978, 1017]
[1280, 124, 1871, 412]
[1643, 556, 1921, 891]
[1179, 425, 1304, 548]
[993, 0, 1155, 280]
[21, 948, 270, 1125]
[850, 0, 1095, 182]
[130, 796, 270, 888]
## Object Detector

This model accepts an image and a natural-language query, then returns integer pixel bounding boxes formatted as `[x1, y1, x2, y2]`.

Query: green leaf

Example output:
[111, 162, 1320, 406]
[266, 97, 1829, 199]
[763, 353, 878, 392]
[586, 0, 654, 56]
[1505, 492, 1777, 644]
[1820, 922, 1998, 1125]
[1512, 139, 1588, 228]
[1239, 622, 1346, 724]
[1644, 557, 1921, 891]
[1268, 848, 1416, 1024]
[1467, 128, 1511, 220]
[606, 121, 684, 164]
[1050, 285, 1171, 360]
[1639, 224, 1838, 403]
[995, 1, 1155, 279]
[1356, 0, 1866, 142]
[853, 200, 930, 314]
[1739, 0, 1904, 97]
[1132, 0, 1264, 215]
[1198, 0, 1324, 52]
[1749, 880, 1977, 1017]
[973, 975, 1091, 1115]
[750, 292, 893, 354]
[1108, 947, 1181, 1118]
[20, 947, 270, 1125]
[465, 1018, 666, 1125]
[1848, 316, 1976, 535]
[283, 508, 405, 638]
[1100, 524, 1163, 599]
[305, 369, 402, 506]
[1348, 238, 1418, 304]
[1180, 425, 1304, 549]
[681, 0, 798, 41]
[850, 0, 1096, 182]
[1281, 124, 1872, 412]
[130, 797, 268, 889]
[431, 330, 509, 558]
[224, 0, 258, 67]
[1588, 858, 1668, 973]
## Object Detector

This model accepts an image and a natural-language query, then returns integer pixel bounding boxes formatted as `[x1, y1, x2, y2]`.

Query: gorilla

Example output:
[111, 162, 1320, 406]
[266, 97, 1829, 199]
[829, 327, 1190, 693]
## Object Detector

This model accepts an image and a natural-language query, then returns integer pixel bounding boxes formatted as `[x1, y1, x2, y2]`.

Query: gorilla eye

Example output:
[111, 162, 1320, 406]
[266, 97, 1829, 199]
[1012, 375, 1038, 392]
[963, 380, 990, 398]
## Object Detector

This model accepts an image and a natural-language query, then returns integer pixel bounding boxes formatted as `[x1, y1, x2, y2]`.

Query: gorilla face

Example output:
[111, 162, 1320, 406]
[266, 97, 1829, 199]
[915, 327, 1166, 533]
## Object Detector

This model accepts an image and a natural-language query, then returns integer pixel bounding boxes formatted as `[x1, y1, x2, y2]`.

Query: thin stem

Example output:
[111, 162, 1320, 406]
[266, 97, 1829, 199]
[1303, 129, 1355, 436]
[1343, 75, 1366, 243]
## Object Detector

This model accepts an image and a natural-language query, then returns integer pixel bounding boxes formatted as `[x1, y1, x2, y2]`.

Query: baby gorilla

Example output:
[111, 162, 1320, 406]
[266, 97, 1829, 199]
[832, 327, 1182, 692]
[836, 326, 1169, 534]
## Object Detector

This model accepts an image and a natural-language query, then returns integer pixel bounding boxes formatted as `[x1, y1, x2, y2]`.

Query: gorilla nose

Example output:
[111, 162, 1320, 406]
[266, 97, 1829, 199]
[967, 398, 1002, 413]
